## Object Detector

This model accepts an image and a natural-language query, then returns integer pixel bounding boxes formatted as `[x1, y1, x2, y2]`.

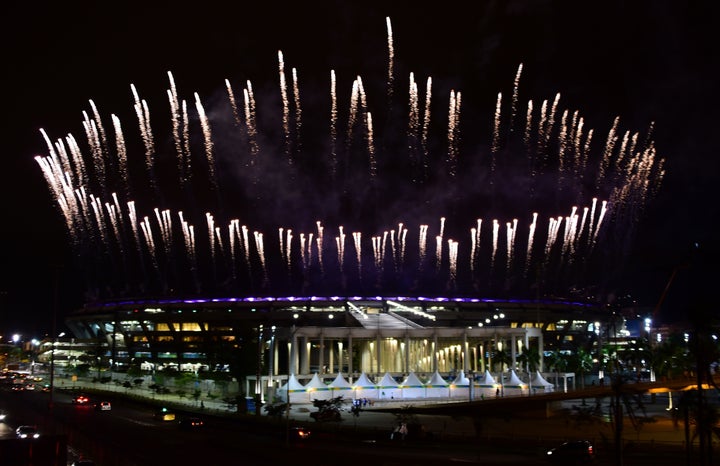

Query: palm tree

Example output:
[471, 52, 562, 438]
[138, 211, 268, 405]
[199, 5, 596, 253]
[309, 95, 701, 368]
[493, 348, 511, 373]
[570, 347, 594, 389]
[544, 350, 568, 391]
[517, 347, 541, 375]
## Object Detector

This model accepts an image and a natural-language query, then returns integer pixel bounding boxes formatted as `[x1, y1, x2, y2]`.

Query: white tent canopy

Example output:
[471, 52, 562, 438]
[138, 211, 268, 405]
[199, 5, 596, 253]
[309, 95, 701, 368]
[352, 372, 378, 399]
[329, 372, 353, 398]
[475, 370, 500, 399]
[377, 372, 401, 400]
[450, 370, 470, 399]
[279, 373, 308, 403]
[306, 372, 332, 401]
[530, 371, 554, 393]
[400, 372, 425, 399]
[503, 370, 528, 396]
[425, 370, 450, 398]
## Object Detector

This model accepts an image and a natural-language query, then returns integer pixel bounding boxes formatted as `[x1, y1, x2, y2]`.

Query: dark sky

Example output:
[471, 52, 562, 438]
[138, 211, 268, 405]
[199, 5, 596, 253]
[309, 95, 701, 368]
[2, 1, 718, 338]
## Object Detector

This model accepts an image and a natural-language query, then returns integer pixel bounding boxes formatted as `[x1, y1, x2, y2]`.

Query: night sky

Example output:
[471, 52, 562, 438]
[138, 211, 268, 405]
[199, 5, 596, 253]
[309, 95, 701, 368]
[2, 1, 718, 338]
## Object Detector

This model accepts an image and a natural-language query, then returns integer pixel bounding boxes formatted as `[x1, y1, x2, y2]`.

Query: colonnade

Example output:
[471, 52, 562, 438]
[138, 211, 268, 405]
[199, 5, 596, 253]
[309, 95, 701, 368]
[274, 326, 543, 381]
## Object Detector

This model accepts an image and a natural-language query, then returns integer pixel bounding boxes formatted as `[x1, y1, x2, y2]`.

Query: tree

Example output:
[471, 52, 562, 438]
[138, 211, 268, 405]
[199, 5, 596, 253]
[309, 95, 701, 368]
[492, 348, 511, 373]
[517, 347, 541, 374]
[569, 347, 593, 389]
[545, 350, 568, 390]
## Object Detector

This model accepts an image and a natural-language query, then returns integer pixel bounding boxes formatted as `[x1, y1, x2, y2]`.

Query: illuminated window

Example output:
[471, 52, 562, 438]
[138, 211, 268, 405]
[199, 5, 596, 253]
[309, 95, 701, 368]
[180, 322, 202, 331]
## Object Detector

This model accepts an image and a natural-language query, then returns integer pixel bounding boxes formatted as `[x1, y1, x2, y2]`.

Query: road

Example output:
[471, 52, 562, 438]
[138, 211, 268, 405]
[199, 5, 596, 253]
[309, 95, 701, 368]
[0, 383, 698, 466]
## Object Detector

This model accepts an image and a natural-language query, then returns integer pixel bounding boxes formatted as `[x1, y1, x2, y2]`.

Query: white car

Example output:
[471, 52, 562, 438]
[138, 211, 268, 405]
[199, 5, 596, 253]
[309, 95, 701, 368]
[16, 425, 40, 439]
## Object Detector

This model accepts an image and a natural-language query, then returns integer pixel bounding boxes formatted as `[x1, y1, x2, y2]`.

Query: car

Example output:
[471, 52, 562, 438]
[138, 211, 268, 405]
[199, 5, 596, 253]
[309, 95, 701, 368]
[72, 394, 91, 405]
[546, 440, 596, 464]
[179, 416, 204, 429]
[94, 401, 112, 411]
[16, 425, 40, 439]
[71, 460, 96, 466]
[154, 407, 176, 421]
[288, 426, 311, 441]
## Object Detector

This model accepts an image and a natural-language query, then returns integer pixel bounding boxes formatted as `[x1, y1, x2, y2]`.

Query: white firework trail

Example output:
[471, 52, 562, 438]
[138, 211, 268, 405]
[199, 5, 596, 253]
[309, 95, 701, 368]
[286, 229, 293, 270]
[167, 72, 184, 185]
[111, 115, 129, 196]
[545, 93, 561, 144]
[130, 84, 155, 183]
[491, 219, 499, 269]
[418, 224, 428, 269]
[447, 91, 461, 176]
[225, 79, 242, 126]
[347, 78, 359, 146]
[390, 229, 397, 269]
[292, 67, 302, 153]
[409, 73, 419, 141]
[557, 109, 569, 190]
[367, 112, 376, 178]
[242, 225, 250, 267]
[510, 63, 523, 133]
[588, 198, 598, 240]
[316, 221, 324, 274]
[353, 232, 362, 278]
[88, 99, 108, 156]
[278, 227, 285, 264]
[83, 114, 105, 190]
[524, 100, 534, 149]
[448, 239, 458, 282]
[491, 92, 502, 155]
[195, 93, 217, 192]
[370, 236, 382, 270]
[206, 213, 216, 264]
[382, 231, 389, 269]
[525, 212, 538, 275]
[278, 51, 291, 160]
[214, 226, 225, 257]
[336, 226, 346, 271]
[178, 211, 196, 267]
[140, 216, 158, 270]
[243, 82, 260, 156]
[386, 16, 394, 101]
[300, 233, 307, 270]
[598, 116, 620, 190]
[538, 99, 548, 153]
[439, 217, 446, 239]
[506, 218, 518, 272]
[592, 200, 609, 246]
[229, 219, 238, 271]
[578, 206, 590, 247]
[105, 202, 121, 246]
[89, 195, 108, 246]
[435, 235, 443, 270]
[254, 231, 267, 280]
[421, 77, 432, 174]
[330, 70, 338, 177]
[182, 100, 191, 182]
[127, 201, 141, 254]
[307, 233, 314, 268]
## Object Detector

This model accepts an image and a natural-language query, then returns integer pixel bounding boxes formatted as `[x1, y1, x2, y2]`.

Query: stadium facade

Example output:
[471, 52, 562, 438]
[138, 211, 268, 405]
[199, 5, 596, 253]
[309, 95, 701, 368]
[62, 294, 605, 400]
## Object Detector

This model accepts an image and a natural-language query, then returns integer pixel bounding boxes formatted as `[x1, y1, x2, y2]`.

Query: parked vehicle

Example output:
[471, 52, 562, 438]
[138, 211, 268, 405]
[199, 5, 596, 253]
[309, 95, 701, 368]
[16, 425, 40, 439]
[546, 440, 595, 464]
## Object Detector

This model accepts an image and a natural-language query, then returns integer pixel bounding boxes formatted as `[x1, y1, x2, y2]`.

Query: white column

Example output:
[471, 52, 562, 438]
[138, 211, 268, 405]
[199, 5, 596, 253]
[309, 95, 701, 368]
[463, 332, 469, 373]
